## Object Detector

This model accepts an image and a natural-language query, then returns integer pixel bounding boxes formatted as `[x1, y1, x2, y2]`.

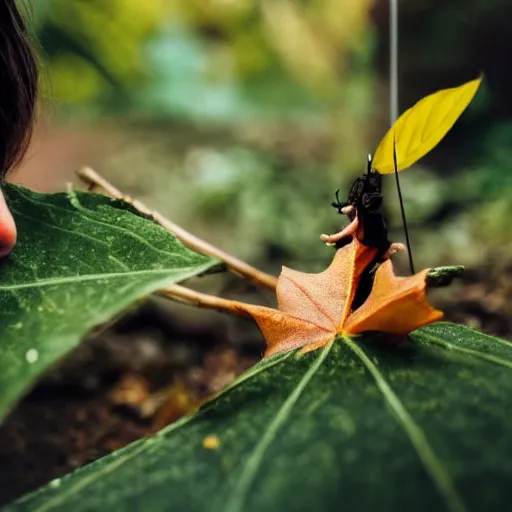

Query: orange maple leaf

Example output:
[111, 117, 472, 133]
[235, 237, 442, 357]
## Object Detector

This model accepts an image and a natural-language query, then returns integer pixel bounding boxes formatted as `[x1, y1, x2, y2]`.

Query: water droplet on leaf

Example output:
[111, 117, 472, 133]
[25, 349, 39, 364]
[49, 478, 61, 489]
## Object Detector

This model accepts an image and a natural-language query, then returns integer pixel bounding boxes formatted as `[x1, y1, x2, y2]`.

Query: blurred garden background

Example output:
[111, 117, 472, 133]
[2, 0, 512, 505]
[17, 0, 512, 275]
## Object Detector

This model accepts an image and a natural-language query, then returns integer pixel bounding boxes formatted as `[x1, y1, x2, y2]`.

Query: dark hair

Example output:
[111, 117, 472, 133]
[0, 0, 38, 178]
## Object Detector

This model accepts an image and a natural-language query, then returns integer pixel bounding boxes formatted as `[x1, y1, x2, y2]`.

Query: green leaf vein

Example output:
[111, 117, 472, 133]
[414, 331, 512, 370]
[11, 209, 130, 270]
[344, 336, 467, 512]
[224, 342, 334, 512]
[11, 191, 184, 260]
[0, 266, 211, 291]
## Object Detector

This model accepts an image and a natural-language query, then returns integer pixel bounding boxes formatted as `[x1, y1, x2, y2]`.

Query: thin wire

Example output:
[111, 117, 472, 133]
[389, 0, 414, 274]
[393, 137, 415, 274]
[389, 0, 399, 124]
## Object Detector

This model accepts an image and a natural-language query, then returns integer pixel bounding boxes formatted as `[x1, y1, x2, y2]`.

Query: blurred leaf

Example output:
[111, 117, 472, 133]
[10, 322, 512, 511]
[260, 0, 373, 97]
[0, 184, 217, 422]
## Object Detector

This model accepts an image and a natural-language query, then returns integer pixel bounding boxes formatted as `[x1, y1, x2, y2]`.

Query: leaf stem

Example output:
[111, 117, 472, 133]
[392, 138, 415, 274]
[159, 285, 251, 318]
[76, 167, 278, 290]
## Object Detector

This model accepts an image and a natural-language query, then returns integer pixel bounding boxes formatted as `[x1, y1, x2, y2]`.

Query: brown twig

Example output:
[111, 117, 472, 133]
[159, 285, 251, 318]
[77, 167, 278, 290]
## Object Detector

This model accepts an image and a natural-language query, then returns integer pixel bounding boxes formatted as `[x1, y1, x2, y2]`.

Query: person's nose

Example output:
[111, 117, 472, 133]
[0, 188, 17, 257]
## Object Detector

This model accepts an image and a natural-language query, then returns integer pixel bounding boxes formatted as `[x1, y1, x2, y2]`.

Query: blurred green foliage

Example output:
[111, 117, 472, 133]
[33, 0, 374, 121]
[30, 0, 379, 272]
[30, 0, 512, 273]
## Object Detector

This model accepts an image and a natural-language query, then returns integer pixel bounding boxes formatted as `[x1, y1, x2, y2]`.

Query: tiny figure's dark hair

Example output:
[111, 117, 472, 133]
[0, 0, 38, 179]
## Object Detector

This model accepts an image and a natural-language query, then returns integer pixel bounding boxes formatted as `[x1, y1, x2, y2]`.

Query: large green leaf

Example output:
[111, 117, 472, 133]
[10, 322, 512, 511]
[0, 184, 217, 421]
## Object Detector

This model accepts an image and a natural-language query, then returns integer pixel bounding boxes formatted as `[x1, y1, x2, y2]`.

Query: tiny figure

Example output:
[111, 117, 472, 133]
[321, 155, 404, 259]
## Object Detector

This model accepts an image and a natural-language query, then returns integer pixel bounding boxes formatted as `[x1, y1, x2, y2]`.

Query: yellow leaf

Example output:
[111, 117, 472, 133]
[372, 76, 482, 174]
